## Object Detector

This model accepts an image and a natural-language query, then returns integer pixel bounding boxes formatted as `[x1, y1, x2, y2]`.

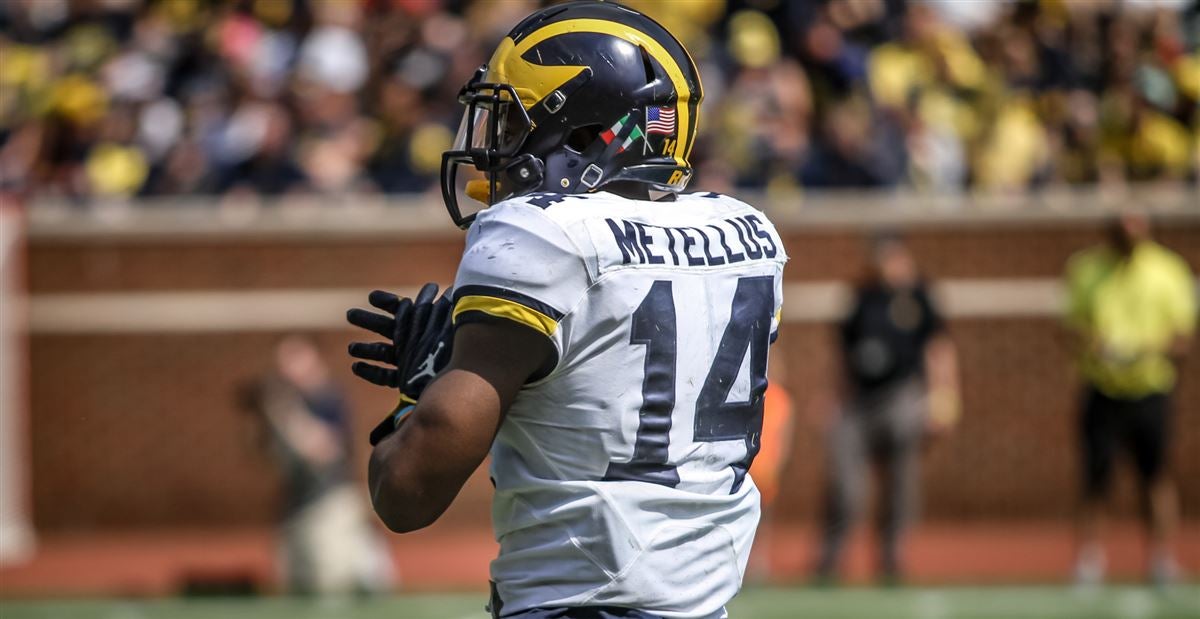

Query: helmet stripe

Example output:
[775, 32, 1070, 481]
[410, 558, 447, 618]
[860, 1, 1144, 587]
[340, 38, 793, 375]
[513, 18, 695, 168]
[486, 36, 588, 111]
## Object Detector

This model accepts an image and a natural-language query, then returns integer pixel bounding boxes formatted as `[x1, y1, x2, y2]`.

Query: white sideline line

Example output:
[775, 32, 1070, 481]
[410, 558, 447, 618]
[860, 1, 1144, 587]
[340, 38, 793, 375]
[25, 279, 1080, 334]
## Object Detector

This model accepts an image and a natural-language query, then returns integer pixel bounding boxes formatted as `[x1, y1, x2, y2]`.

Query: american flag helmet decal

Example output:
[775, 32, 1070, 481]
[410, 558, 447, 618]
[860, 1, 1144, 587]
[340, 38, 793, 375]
[646, 106, 676, 135]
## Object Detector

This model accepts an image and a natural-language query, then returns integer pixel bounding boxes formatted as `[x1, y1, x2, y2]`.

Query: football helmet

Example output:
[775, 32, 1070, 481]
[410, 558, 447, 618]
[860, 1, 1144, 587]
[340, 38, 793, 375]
[440, 1, 704, 228]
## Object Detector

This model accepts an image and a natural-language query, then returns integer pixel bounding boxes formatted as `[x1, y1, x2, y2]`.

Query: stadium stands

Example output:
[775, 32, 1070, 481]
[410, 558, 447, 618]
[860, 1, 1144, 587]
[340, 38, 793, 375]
[1, 0, 1196, 202]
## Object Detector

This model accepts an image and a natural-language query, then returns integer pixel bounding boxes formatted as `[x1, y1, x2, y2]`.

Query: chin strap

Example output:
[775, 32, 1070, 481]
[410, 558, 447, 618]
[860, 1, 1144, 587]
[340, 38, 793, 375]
[463, 153, 544, 207]
[559, 114, 641, 194]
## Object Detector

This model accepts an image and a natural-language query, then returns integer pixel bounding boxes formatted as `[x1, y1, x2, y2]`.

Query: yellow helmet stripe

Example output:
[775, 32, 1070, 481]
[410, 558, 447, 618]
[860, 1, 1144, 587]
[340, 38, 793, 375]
[512, 18, 695, 167]
[486, 37, 588, 111]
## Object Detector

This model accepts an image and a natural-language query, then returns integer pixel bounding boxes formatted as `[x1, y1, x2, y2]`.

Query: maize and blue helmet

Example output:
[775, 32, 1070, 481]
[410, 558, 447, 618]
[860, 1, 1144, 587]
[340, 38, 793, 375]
[441, 1, 704, 228]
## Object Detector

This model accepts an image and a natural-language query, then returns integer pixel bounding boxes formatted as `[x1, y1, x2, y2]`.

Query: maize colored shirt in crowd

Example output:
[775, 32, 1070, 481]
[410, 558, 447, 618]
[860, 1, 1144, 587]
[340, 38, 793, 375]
[1065, 241, 1197, 399]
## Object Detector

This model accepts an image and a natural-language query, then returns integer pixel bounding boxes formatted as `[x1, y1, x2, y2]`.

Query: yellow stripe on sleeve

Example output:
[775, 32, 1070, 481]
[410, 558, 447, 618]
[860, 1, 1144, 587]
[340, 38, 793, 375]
[452, 295, 559, 337]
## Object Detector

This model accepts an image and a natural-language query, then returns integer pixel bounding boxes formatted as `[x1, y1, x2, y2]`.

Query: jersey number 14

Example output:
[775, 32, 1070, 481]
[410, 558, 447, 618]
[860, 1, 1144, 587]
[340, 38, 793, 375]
[603, 276, 774, 493]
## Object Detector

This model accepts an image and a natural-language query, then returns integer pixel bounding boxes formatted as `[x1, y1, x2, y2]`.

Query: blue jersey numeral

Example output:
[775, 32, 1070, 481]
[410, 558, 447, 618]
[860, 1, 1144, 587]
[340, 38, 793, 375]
[695, 276, 773, 492]
[525, 193, 570, 208]
[603, 281, 681, 487]
[605, 277, 775, 492]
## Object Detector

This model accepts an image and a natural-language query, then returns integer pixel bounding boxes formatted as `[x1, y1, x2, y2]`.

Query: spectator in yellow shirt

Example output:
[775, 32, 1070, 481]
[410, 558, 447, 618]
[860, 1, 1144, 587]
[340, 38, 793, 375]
[1064, 212, 1196, 587]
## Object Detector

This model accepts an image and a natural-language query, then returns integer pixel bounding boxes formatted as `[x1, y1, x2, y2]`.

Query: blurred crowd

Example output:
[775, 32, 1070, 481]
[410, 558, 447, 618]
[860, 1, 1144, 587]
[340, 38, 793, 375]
[1, 0, 1197, 205]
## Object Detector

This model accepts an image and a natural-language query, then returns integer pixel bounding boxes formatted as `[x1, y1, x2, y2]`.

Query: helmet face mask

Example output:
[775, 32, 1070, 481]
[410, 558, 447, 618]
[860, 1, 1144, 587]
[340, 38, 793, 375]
[439, 1, 704, 229]
[452, 73, 532, 164]
[441, 70, 537, 225]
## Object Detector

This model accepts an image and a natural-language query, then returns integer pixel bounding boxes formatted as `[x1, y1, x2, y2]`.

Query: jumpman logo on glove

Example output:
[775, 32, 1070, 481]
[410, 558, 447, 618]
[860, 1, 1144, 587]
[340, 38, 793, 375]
[407, 341, 445, 385]
[347, 283, 455, 446]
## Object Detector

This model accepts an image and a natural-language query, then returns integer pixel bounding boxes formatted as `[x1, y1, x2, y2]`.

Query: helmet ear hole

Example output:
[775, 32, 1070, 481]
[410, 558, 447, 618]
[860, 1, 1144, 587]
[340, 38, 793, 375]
[565, 124, 604, 153]
[639, 45, 656, 84]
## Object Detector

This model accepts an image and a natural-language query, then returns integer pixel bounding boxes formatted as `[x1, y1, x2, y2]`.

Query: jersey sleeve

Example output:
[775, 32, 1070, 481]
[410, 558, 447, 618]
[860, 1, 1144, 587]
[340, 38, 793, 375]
[451, 200, 591, 359]
[1162, 253, 1197, 337]
[917, 283, 947, 338]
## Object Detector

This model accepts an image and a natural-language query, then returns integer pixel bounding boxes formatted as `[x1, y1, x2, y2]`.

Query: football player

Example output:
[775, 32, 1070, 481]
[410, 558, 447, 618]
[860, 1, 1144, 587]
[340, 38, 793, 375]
[347, 3, 788, 617]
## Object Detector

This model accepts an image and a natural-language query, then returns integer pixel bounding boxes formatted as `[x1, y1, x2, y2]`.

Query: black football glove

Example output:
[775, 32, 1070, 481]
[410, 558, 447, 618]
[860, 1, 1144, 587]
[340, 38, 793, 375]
[346, 283, 454, 445]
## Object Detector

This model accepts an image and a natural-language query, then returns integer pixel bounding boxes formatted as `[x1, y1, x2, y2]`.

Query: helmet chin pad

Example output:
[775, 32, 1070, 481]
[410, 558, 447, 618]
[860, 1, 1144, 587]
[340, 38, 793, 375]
[464, 180, 493, 204]
[443, 153, 547, 227]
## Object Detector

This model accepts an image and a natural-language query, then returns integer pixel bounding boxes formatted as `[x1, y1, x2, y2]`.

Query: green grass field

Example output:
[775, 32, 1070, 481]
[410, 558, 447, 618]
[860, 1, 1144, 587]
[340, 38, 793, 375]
[2, 586, 1198, 619]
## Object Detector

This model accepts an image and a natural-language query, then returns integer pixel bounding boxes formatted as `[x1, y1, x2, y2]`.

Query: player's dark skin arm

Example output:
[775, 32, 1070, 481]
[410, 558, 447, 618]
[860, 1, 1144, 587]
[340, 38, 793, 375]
[368, 321, 554, 533]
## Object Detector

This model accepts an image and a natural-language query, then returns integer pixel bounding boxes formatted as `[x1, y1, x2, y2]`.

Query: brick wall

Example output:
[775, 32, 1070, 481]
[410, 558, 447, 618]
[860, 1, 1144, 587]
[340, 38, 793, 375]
[25, 213, 1200, 531]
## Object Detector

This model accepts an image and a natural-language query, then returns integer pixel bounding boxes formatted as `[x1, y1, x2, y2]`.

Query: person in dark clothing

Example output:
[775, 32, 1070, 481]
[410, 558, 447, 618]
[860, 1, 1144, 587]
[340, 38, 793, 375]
[244, 336, 393, 595]
[814, 234, 961, 584]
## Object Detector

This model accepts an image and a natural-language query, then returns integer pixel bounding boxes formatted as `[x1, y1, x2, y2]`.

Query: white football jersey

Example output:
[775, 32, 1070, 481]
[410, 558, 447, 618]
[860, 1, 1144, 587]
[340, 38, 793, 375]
[451, 191, 788, 618]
